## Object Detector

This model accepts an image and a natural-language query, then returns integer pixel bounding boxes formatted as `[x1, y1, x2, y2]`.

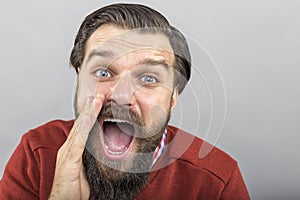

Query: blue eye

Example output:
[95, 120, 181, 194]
[95, 69, 111, 78]
[140, 75, 157, 83]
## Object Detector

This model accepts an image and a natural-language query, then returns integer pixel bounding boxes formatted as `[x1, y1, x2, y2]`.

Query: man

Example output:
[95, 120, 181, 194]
[0, 3, 250, 200]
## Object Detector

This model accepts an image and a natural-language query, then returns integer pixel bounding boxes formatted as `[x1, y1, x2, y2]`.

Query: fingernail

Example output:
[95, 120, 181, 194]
[93, 93, 103, 111]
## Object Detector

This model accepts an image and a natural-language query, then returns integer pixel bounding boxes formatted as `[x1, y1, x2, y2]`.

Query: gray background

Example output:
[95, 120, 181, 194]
[0, 0, 299, 199]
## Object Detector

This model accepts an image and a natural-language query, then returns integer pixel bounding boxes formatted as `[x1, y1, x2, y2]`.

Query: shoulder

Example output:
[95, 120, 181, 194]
[22, 119, 74, 152]
[166, 125, 238, 184]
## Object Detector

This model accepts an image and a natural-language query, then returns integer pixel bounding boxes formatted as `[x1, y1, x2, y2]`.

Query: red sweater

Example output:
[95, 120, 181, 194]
[0, 120, 250, 199]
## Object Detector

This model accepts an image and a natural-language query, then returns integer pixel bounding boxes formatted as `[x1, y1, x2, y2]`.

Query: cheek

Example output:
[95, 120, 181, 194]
[134, 88, 172, 122]
[77, 80, 115, 112]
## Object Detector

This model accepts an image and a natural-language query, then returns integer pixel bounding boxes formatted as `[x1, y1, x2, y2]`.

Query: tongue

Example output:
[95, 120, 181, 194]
[104, 123, 133, 152]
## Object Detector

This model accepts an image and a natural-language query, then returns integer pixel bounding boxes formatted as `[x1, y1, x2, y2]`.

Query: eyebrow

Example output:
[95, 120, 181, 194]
[85, 50, 115, 64]
[137, 58, 170, 71]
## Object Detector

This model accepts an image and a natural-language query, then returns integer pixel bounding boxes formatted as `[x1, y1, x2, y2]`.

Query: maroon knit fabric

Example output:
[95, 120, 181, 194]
[0, 120, 250, 199]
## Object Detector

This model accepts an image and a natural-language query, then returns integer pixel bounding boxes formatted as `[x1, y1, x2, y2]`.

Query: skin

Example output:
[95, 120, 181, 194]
[49, 24, 178, 199]
[49, 95, 104, 199]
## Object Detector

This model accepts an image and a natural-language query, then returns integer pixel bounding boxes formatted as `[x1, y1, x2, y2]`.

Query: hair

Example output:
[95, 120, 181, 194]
[70, 3, 191, 93]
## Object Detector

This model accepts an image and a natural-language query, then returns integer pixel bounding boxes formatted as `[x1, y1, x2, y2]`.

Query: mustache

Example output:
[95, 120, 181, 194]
[98, 104, 145, 127]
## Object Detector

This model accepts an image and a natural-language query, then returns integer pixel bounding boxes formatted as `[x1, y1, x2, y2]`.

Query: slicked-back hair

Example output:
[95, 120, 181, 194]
[70, 3, 191, 93]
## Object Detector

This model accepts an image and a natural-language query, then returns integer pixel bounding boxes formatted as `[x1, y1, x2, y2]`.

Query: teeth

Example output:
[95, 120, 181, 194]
[104, 144, 128, 155]
[103, 118, 133, 125]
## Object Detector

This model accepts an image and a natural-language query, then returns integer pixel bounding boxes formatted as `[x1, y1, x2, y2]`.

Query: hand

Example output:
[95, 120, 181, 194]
[49, 94, 104, 200]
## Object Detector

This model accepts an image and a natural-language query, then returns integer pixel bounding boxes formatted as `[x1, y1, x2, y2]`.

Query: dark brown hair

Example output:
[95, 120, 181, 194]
[70, 3, 191, 93]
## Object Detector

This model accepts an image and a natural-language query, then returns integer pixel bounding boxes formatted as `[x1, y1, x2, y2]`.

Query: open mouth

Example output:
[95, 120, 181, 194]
[99, 118, 135, 160]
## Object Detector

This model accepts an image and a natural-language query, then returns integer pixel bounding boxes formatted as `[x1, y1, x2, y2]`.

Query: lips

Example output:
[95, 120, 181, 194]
[99, 118, 135, 160]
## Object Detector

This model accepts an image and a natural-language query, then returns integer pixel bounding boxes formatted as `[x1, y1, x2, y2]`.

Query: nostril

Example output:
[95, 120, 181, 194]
[105, 99, 132, 108]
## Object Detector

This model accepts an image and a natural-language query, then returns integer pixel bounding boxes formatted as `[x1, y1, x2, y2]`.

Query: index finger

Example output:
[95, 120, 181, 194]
[69, 94, 104, 149]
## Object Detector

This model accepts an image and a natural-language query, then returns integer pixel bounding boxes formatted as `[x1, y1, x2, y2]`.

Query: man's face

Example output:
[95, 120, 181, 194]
[76, 24, 177, 158]
[75, 25, 178, 189]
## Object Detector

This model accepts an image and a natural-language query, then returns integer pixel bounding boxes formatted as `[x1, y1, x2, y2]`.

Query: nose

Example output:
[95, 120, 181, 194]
[109, 73, 136, 106]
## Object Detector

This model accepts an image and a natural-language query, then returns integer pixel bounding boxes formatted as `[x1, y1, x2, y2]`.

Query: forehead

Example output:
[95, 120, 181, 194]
[84, 24, 174, 67]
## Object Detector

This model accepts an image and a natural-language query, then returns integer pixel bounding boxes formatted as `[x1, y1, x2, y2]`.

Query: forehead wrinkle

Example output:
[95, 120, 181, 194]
[115, 37, 162, 50]
[109, 51, 173, 73]
[110, 33, 173, 53]
[101, 38, 168, 55]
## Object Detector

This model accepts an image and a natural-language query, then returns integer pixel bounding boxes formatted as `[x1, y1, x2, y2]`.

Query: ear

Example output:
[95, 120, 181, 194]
[171, 87, 179, 110]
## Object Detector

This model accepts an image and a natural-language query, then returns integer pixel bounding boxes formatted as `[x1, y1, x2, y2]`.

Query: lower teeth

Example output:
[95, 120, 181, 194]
[105, 144, 128, 155]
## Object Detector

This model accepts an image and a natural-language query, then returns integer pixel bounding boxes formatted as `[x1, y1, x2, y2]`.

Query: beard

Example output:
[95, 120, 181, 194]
[74, 91, 172, 200]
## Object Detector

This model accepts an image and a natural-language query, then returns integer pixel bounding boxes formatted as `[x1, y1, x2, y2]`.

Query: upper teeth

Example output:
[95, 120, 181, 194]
[104, 118, 133, 125]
